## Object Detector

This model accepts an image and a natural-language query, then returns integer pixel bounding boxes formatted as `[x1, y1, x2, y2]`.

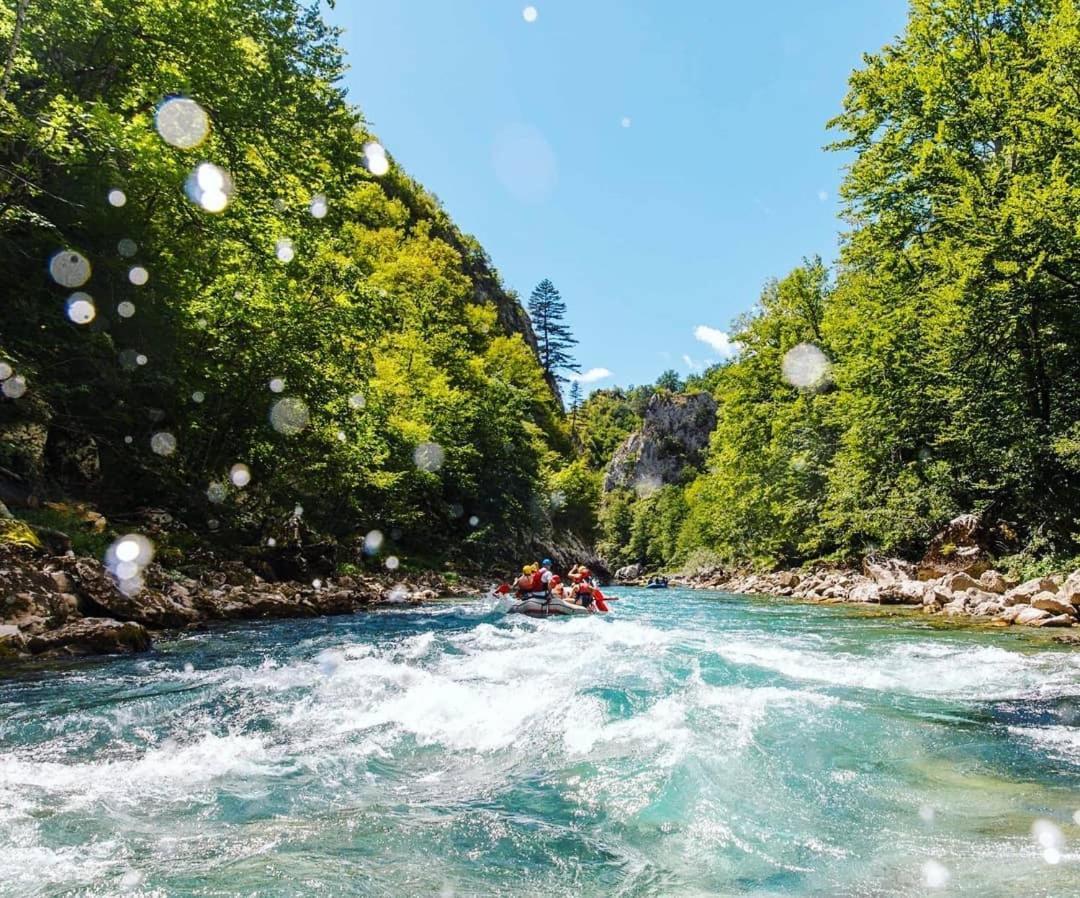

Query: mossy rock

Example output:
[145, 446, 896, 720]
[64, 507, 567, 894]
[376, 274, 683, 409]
[0, 519, 42, 549]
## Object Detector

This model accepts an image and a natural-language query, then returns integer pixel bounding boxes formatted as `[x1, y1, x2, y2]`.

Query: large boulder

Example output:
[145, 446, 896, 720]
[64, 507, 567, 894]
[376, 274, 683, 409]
[848, 582, 881, 603]
[863, 557, 915, 588]
[919, 514, 1009, 577]
[27, 618, 151, 655]
[614, 563, 643, 583]
[1014, 606, 1052, 626]
[52, 557, 198, 628]
[1031, 593, 1076, 616]
[979, 570, 1009, 595]
[942, 571, 981, 593]
[1060, 571, 1080, 606]
[604, 391, 717, 493]
[1004, 577, 1058, 606]
[1034, 614, 1074, 628]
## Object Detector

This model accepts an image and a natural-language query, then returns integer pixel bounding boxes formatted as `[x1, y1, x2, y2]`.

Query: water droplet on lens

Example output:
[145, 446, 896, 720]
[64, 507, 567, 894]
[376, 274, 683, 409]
[150, 431, 177, 456]
[309, 194, 328, 218]
[49, 250, 91, 288]
[155, 97, 210, 149]
[275, 238, 295, 263]
[782, 342, 831, 390]
[270, 397, 309, 435]
[128, 266, 149, 286]
[363, 142, 389, 176]
[65, 293, 95, 324]
[0, 362, 11, 380]
[348, 393, 365, 410]
[621, 116, 632, 128]
[117, 301, 136, 318]
[921, 860, 949, 888]
[185, 162, 231, 212]
[136, 353, 148, 366]
[229, 463, 250, 487]
[269, 378, 285, 393]
[413, 441, 445, 473]
[118, 238, 138, 258]
[108, 189, 127, 207]
[468, 515, 479, 527]
[2, 375, 27, 399]
[385, 555, 400, 571]
[206, 482, 227, 504]
[363, 530, 384, 555]
[523, 5, 538, 22]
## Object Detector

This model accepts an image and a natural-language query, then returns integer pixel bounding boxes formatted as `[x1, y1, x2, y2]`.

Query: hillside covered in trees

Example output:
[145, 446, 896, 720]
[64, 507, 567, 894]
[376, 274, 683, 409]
[590, 0, 1080, 576]
[0, 0, 577, 567]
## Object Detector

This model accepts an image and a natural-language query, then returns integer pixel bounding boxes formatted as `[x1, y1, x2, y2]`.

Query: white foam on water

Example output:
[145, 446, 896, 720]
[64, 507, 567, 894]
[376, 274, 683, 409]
[710, 636, 1080, 701]
[1008, 725, 1080, 767]
[0, 731, 285, 814]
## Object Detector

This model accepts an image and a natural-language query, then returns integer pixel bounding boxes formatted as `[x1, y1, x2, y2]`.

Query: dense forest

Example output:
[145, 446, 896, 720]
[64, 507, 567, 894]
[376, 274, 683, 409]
[3, 0, 1080, 580]
[0, 0, 579, 568]
[590, 0, 1080, 576]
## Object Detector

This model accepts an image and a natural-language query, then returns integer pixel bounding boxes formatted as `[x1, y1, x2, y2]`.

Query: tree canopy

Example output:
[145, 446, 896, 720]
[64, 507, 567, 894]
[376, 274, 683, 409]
[0, 0, 570, 564]
[596, 0, 1080, 572]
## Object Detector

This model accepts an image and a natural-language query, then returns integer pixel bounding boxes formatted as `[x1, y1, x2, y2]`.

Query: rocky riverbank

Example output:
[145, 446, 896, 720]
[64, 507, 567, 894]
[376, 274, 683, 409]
[0, 543, 489, 661]
[654, 560, 1080, 632]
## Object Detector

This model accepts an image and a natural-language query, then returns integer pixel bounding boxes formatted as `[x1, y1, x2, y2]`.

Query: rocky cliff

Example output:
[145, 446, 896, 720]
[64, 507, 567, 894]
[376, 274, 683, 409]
[604, 391, 718, 493]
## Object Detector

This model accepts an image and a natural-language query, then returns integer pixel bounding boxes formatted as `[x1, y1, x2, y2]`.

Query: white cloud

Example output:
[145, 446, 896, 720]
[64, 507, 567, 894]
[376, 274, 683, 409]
[682, 354, 702, 371]
[569, 367, 612, 384]
[693, 325, 739, 359]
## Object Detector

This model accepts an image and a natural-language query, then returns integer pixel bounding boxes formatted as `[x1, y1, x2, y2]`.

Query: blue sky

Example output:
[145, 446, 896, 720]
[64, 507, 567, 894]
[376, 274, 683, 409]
[325, 1, 908, 391]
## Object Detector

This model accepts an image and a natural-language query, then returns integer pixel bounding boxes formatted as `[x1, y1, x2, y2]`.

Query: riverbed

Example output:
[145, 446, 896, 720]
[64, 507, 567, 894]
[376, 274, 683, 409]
[2, 587, 1078, 896]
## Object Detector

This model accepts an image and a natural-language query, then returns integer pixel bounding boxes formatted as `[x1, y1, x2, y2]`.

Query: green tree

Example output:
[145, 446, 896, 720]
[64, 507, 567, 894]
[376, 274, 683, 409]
[654, 369, 683, 392]
[528, 279, 579, 382]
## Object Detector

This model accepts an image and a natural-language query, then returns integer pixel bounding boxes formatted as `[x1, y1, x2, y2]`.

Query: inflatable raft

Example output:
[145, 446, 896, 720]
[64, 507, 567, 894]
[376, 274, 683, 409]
[491, 587, 608, 617]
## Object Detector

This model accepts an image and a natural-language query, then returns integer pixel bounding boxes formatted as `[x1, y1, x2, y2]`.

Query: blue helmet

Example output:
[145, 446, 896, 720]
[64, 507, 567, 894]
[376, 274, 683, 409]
[542, 558, 552, 568]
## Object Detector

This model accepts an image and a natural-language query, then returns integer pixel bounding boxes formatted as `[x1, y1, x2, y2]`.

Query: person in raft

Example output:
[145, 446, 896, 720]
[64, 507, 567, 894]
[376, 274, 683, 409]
[514, 564, 541, 594]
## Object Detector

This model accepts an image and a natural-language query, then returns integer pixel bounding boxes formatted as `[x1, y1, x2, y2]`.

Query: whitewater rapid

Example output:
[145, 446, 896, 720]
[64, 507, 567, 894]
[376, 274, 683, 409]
[1, 588, 1078, 896]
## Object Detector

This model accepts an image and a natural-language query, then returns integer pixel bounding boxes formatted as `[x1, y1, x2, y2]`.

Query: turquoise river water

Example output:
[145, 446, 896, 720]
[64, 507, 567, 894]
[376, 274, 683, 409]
[2, 587, 1079, 897]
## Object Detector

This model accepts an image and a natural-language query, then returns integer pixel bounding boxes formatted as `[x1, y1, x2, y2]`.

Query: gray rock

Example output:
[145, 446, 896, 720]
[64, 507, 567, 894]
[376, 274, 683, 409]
[1060, 571, 1080, 606]
[943, 571, 981, 593]
[1034, 614, 1074, 628]
[1004, 577, 1058, 606]
[604, 391, 717, 493]
[863, 557, 915, 587]
[848, 583, 881, 603]
[1031, 593, 1075, 616]
[27, 618, 151, 655]
[614, 564, 643, 583]
[979, 570, 1008, 594]
[1014, 606, 1052, 626]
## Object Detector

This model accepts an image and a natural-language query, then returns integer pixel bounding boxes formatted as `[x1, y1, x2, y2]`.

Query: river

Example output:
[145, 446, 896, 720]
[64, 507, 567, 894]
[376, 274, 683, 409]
[2, 587, 1078, 896]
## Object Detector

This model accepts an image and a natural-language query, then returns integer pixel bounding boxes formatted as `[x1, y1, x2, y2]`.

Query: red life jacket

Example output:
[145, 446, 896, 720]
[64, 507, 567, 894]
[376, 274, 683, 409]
[529, 570, 545, 592]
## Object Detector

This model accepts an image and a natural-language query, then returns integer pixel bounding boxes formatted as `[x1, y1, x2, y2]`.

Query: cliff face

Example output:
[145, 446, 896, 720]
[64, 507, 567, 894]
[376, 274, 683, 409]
[604, 391, 718, 493]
